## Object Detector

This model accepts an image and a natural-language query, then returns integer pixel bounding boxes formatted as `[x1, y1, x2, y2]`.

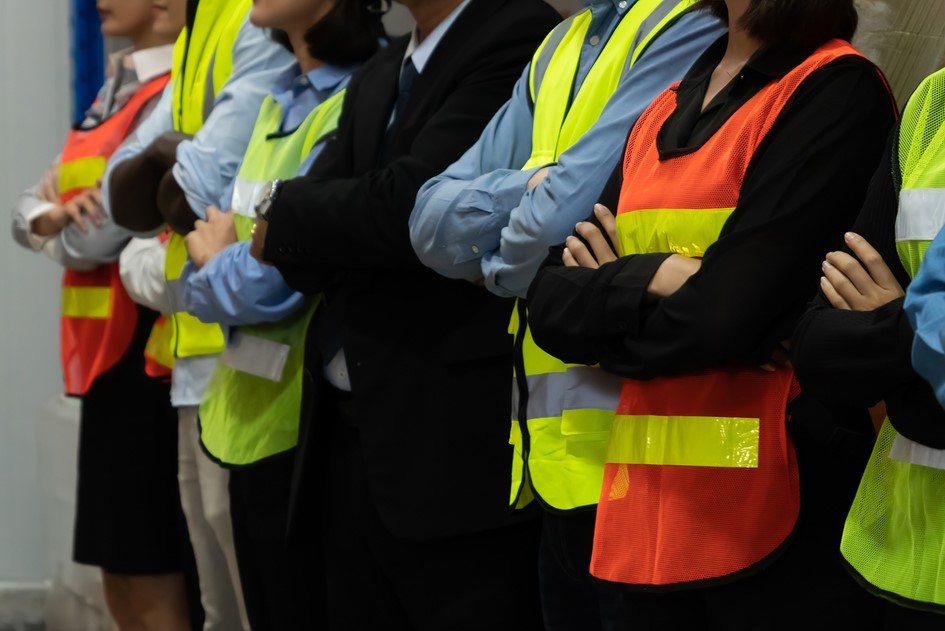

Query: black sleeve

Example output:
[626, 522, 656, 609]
[527, 59, 897, 379]
[261, 9, 557, 294]
[791, 131, 945, 448]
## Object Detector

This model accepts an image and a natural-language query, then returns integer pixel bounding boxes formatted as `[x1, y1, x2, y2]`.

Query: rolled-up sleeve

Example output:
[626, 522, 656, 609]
[409, 65, 539, 282]
[172, 19, 293, 220]
[181, 241, 305, 326]
[483, 10, 725, 298]
[905, 227, 945, 410]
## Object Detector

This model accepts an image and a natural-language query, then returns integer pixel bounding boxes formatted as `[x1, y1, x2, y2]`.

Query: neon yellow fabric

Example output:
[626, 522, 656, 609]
[144, 317, 175, 372]
[841, 66, 945, 610]
[616, 207, 734, 257]
[524, 0, 695, 169]
[61, 287, 111, 319]
[164, 0, 251, 358]
[510, 0, 697, 511]
[58, 157, 106, 194]
[607, 414, 760, 468]
[171, 0, 251, 135]
[198, 91, 343, 466]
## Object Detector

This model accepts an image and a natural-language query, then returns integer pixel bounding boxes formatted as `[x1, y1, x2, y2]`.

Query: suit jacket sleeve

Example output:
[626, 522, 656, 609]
[263, 4, 561, 294]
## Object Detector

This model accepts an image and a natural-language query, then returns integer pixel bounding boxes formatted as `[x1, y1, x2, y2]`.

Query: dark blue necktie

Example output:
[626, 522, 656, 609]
[390, 57, 419, 130]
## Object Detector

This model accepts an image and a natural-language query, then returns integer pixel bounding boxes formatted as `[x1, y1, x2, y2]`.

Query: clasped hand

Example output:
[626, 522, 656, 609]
[185, 206, 237, 270]
[820, 232, 904, 311]
[32, 178, 105, 237]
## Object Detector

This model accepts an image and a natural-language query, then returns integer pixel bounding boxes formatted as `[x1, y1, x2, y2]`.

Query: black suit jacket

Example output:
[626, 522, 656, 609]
[264, 0, 561, 540]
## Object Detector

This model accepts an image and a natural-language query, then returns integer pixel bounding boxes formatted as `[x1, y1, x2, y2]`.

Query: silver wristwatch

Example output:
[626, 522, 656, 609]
[255, 179, 283, 222]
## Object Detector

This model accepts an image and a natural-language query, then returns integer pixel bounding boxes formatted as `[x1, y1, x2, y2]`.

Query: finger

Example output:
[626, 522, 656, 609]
[563, 247, 579, 267]
[825, 251, 875, 297]
[63, 202, 88, 233]
[594, 204, 620, 255]
[575, 222, 617, 265]
[206, 205, 222, 221]
[769, 344, 792, 368]
[82, 196, 105, 226]
[820, 275, 852, 310]
[822, 257, 864, 307]
[565, 236, 599, 269]
[844, 232, 898, 289]
[759, 362, 776, 372]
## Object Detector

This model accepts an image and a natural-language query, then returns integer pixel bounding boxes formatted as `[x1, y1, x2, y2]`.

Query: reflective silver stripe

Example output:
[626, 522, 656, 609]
[231, 177, 266, 218]
[896, 188, 945, 242]
[203, 52, 216, 124]
[165, 277, 185, 313]
[222, 330, 290, 382]
[513, 365, 623, 421]
[624, 0, 690, 76]
[889, 432, 945, 470]
[531, 15, 580, 101]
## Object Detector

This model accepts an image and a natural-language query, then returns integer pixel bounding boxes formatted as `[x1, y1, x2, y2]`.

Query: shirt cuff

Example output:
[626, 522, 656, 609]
[23, 201, 58, 251]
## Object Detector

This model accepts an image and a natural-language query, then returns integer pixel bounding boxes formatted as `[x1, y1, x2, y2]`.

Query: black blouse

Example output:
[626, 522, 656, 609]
[526, 36, 897, 383]
[792, 132, 945, 449]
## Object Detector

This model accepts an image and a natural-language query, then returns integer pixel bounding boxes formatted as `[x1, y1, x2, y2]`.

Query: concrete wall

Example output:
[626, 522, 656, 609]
[0, 1, 73, 584]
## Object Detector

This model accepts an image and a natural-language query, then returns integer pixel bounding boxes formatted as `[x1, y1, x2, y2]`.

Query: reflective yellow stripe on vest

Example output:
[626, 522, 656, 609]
[163, 0, 251, 359]
[841, 66, 945, 611]
[509, 0, 698, 512]
[59, 157, 107, 194]
[198, 90, 344, 466]
[61, 287, 111, 319]
[524, 0, 696, 169]
[171, 0, 251, 135]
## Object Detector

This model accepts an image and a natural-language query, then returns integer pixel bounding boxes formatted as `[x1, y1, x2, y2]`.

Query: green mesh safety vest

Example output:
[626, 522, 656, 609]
[841, 67, 945, 613]
[164, 0, 252, 361]
[509, 0, 697, 511]
[198, 90, 346, 466]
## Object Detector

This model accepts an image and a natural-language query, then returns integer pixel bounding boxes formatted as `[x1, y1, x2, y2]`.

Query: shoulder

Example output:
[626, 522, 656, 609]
[444, 0, 561, 54]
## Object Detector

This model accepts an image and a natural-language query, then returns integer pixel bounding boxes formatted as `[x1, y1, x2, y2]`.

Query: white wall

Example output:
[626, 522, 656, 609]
[0, 1, 73, 582]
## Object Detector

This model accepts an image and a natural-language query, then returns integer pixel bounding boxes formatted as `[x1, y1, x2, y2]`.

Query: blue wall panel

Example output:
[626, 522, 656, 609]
[71, 0, 104, 124]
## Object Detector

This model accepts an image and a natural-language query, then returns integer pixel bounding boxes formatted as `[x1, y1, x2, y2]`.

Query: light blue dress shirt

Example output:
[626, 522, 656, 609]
[905, 226, 945, 409]
[409, 1, 725, 298]
[180, 62, 355, 328]
[82, 16, 293, 407]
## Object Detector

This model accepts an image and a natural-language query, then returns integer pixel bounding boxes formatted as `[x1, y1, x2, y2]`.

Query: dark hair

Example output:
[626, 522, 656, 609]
[696, 0, 858, 50]
[270, 0, 386, 67]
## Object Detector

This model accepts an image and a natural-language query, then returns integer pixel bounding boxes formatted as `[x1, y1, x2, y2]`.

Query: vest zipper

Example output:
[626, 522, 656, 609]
[512, 299, 533, 508]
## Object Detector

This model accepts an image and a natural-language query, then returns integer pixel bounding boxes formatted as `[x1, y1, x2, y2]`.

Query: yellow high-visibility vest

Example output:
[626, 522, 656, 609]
[163, 0, 251, 359]
[509, 0, 697, 511]
[841, 67, 945, 612]
[199, 90, 345, 466]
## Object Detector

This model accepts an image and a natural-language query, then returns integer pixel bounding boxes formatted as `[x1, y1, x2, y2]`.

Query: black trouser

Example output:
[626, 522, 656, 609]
[541, 402, 888, 631]
[589, 401, 885, 630]
[322, 417, 543, 631]
[538, 510, 642, 631]
[228, 451, 324, 631]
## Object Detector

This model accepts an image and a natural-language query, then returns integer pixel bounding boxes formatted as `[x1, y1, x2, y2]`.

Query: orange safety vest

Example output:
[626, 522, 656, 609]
[59, 74, 170, 395]
[590, 40, 867, 588]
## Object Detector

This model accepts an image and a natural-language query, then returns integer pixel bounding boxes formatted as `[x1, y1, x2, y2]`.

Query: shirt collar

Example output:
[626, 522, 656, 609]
[270, 62, 353, 97]
[404, 0, 472, 74]
[582, 0, 633, 12]
[679, 35, 816, 93]
[113, 44, 175, 83]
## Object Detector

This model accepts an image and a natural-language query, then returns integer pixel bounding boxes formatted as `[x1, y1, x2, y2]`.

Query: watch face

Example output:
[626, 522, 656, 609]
[255, 181, 274, 217]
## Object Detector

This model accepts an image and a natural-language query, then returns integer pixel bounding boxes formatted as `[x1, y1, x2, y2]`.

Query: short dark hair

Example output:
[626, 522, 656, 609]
[270, 0, 385, 67]
[696, 0, 858, 50]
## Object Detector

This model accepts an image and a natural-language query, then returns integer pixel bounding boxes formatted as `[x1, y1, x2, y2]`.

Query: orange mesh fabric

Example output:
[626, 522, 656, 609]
[60, 263, 139, 395]
[594, 40, 866, 587]
[592, 366, 800, 586]
[58, 75, 169, 396]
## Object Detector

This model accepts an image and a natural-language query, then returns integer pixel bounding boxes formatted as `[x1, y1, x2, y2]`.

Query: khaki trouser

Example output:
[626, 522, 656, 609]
[177, 406, 249, 631]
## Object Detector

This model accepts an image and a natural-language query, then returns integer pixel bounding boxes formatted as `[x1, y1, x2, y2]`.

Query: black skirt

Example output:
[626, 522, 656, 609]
[72, 305, 184, 575]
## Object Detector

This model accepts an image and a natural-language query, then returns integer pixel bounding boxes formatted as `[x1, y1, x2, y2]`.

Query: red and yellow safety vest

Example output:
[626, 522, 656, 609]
[590, 40, 866, 588]
[58, 74, 170, 395]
